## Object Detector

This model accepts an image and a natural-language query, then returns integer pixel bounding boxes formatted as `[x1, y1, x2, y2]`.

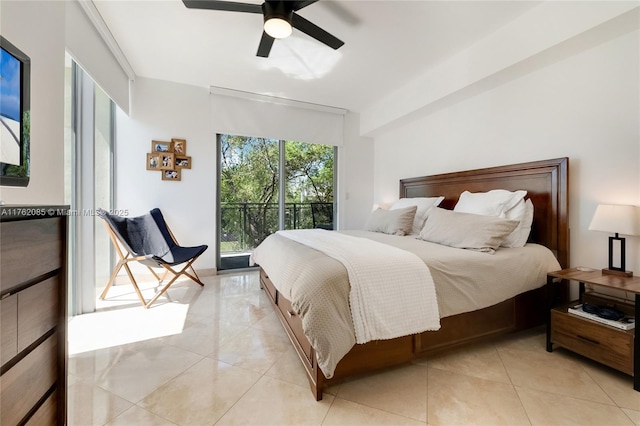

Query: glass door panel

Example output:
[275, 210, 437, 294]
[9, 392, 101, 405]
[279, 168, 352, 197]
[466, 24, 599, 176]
[219, 134, 279, 270]
[284, 141, 334, 230]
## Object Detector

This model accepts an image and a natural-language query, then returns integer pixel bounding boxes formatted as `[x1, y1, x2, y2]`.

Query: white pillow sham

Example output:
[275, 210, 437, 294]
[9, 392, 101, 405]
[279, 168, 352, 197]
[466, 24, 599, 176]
[419, 207, 519, 254]
[390, 196, 445, 234]
[454, 189, 527, 218]
[365, 205, 417, 236]
[502, 198, 534, 247]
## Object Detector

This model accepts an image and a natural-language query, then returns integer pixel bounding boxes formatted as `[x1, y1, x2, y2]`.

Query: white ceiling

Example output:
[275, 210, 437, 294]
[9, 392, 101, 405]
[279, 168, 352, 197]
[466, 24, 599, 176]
[93, 0, 540, 112]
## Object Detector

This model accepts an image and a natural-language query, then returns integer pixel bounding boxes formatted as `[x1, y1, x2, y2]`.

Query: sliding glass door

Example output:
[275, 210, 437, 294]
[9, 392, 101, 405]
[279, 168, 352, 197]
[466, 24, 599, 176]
[217, 134, 335, 271]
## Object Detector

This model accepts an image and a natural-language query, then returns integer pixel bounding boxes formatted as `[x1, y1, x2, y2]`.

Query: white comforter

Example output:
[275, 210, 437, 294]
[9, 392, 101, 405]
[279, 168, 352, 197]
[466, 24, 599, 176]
[277, 229, 440, 343]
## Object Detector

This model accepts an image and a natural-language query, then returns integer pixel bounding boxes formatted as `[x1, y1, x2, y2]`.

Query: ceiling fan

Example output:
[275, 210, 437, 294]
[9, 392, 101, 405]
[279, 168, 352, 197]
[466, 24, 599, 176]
[182, 0, 344, 58]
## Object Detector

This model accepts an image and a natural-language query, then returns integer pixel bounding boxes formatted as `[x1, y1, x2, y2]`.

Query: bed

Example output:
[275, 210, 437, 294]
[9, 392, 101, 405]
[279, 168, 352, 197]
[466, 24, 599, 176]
[253, 157, 569, 400]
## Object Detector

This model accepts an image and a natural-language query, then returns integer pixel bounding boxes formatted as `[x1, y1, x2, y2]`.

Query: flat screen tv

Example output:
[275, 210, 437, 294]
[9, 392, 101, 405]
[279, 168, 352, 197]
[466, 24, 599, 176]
[0, 36, 30, 187]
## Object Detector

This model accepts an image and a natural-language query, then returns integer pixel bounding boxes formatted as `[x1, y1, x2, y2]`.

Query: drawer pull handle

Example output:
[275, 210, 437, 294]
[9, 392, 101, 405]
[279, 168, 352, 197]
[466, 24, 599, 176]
[287, 310, 295, 318]
[577, 334, 600, 345]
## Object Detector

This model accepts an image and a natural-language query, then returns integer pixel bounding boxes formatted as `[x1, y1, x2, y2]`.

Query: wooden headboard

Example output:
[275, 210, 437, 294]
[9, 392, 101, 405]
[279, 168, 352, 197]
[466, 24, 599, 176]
[399, 157, 569, 269]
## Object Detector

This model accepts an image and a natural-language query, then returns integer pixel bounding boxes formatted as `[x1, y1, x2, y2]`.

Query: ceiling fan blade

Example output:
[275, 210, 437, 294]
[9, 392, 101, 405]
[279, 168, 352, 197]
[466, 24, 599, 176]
[291, 0, 319, 11]
[291, 12, 344, 50]
[256, 31, 275, 57]
[182, 0, 262, 14]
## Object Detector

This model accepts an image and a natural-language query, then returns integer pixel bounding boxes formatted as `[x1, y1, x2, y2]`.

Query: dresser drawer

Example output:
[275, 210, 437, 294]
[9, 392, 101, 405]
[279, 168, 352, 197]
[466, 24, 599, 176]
[18, 277, 59, 352]
[0, 333, 57, 425]
[0, 218, 62, 292]
[25, 390, 56, 426]
[551, 309, 633, 375]
[277, 294, 313, 366]
[1, 295, 18, 365]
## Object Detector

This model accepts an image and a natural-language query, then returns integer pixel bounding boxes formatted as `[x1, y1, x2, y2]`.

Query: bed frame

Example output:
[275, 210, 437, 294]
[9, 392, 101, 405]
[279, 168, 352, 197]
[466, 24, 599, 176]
[259, 157, 569, 400]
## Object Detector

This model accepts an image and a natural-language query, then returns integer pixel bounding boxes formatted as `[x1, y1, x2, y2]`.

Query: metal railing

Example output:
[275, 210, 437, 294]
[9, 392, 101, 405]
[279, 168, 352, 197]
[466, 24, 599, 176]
[220, 202, 333, 254]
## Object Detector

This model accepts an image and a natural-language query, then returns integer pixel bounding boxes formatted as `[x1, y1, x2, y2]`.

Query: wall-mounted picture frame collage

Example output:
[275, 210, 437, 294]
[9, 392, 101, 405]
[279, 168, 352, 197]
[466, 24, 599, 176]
[146, 138, 192, 181]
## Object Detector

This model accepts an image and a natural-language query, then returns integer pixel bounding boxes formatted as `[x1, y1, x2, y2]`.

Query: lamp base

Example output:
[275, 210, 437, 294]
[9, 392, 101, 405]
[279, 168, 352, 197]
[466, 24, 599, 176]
[602, 268, 633, 277]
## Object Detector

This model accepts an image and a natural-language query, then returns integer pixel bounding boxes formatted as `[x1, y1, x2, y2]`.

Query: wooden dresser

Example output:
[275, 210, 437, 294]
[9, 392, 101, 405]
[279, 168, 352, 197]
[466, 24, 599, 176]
[1, 206, 68, 425]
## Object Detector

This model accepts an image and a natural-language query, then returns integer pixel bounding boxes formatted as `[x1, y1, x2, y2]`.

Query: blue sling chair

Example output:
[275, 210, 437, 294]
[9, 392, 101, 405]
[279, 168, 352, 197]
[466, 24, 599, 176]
[97, 208, 208, 308]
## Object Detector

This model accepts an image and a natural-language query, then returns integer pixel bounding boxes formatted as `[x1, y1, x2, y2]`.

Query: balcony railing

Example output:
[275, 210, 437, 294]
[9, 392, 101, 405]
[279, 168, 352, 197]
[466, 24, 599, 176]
[220, 202, 333, 254]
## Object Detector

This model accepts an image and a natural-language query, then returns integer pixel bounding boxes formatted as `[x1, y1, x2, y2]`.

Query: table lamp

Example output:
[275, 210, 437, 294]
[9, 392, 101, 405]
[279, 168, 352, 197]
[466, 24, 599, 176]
[588, 204, 639, 277]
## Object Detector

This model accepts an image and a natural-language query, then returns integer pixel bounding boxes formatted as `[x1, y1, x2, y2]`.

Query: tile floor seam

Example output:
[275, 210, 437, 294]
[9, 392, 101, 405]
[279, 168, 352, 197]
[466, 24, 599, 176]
[69, 380, 134, 425]
[572, 353, 627, 409]
[511, 386, 539, 426]
[621, 408, 639, 425]
[516, 383, 624, 410]
[318, 392, 338, 426]
[206, 349, 281, 376]
[132, 403, 180, 426]
[493, 342, 515, 386]
[211, 370, 267, 425]
[126, 353, 206, 406]
[333, 392, 428, 423]
[91, 379, 140, 407]
[492, 346, 534, 426]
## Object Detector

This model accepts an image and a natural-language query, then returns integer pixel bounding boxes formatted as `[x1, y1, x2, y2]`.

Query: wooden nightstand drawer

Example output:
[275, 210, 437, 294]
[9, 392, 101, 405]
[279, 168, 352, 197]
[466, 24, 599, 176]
[551, 308, 633, 375]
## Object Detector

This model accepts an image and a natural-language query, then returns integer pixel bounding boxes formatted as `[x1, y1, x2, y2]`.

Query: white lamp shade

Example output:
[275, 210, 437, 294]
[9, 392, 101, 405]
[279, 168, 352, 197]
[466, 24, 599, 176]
[588, 204, 640, 236]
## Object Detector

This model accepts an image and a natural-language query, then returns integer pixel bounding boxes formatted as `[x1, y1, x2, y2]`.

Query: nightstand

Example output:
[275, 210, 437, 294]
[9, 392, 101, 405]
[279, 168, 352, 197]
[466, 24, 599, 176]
[546, 268, 640, 391]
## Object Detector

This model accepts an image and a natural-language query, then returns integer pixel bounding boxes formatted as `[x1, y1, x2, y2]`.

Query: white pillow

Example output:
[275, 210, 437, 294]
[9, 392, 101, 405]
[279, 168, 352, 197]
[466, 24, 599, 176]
[419, 207, 519, 254]
[502, 198, 534, 247]
[390, 196, 445, 234]
[454, 189, 527, 218]
[365, 205, 417, 236]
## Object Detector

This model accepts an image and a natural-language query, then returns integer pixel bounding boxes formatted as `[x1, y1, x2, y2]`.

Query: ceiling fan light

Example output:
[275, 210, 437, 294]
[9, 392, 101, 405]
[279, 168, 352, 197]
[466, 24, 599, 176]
[264, 17, 292, 39]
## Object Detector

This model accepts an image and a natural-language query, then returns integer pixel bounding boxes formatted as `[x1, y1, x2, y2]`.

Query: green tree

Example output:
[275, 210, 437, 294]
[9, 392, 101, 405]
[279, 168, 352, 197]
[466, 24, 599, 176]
[285, 141, 333, 203]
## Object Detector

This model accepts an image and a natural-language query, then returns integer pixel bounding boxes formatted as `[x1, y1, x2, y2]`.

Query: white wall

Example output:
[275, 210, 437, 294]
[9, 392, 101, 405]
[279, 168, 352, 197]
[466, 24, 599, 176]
[371, 23, 640, 275]
[116, 77, 216, 270]
[339, 112, 374, 230]
[0, 1, 66, 204]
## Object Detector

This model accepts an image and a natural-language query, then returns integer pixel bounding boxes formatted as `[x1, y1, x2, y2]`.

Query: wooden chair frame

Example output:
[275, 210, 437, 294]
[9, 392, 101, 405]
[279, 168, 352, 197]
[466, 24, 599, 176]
[100, 220, 205, 308]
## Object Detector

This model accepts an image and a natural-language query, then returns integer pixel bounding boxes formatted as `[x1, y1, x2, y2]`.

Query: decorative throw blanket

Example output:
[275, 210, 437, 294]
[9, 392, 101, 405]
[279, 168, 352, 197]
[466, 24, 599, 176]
[276, 229, 440, 343]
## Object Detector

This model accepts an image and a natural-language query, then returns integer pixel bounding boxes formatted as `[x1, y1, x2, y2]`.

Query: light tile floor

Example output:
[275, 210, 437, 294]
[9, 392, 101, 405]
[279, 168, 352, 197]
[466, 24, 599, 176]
[68, 271, 640, 426]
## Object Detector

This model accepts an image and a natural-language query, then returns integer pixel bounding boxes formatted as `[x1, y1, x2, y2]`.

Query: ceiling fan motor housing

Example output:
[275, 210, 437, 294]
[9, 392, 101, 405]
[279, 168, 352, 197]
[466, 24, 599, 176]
[263, 1, 293, 25]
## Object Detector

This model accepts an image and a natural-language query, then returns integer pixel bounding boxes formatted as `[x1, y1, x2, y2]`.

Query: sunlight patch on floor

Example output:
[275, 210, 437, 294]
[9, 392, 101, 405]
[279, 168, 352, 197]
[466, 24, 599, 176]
[68, 281, 191, 355]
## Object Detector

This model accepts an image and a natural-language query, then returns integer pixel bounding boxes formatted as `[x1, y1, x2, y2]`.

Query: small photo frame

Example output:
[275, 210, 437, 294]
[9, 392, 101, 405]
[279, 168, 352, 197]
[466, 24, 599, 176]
[159, 153, 175, 170]
[162, 168, 181, 181]
[175, 155, 191, 169]
[172, 138, 187, 155]
[146, 153, 161, 170]
[152, 140, 174, 153]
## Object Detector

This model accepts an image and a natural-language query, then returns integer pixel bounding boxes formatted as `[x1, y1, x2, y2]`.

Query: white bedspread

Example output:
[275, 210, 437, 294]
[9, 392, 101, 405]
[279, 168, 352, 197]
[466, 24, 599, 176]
[277, 229, 440, 343]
